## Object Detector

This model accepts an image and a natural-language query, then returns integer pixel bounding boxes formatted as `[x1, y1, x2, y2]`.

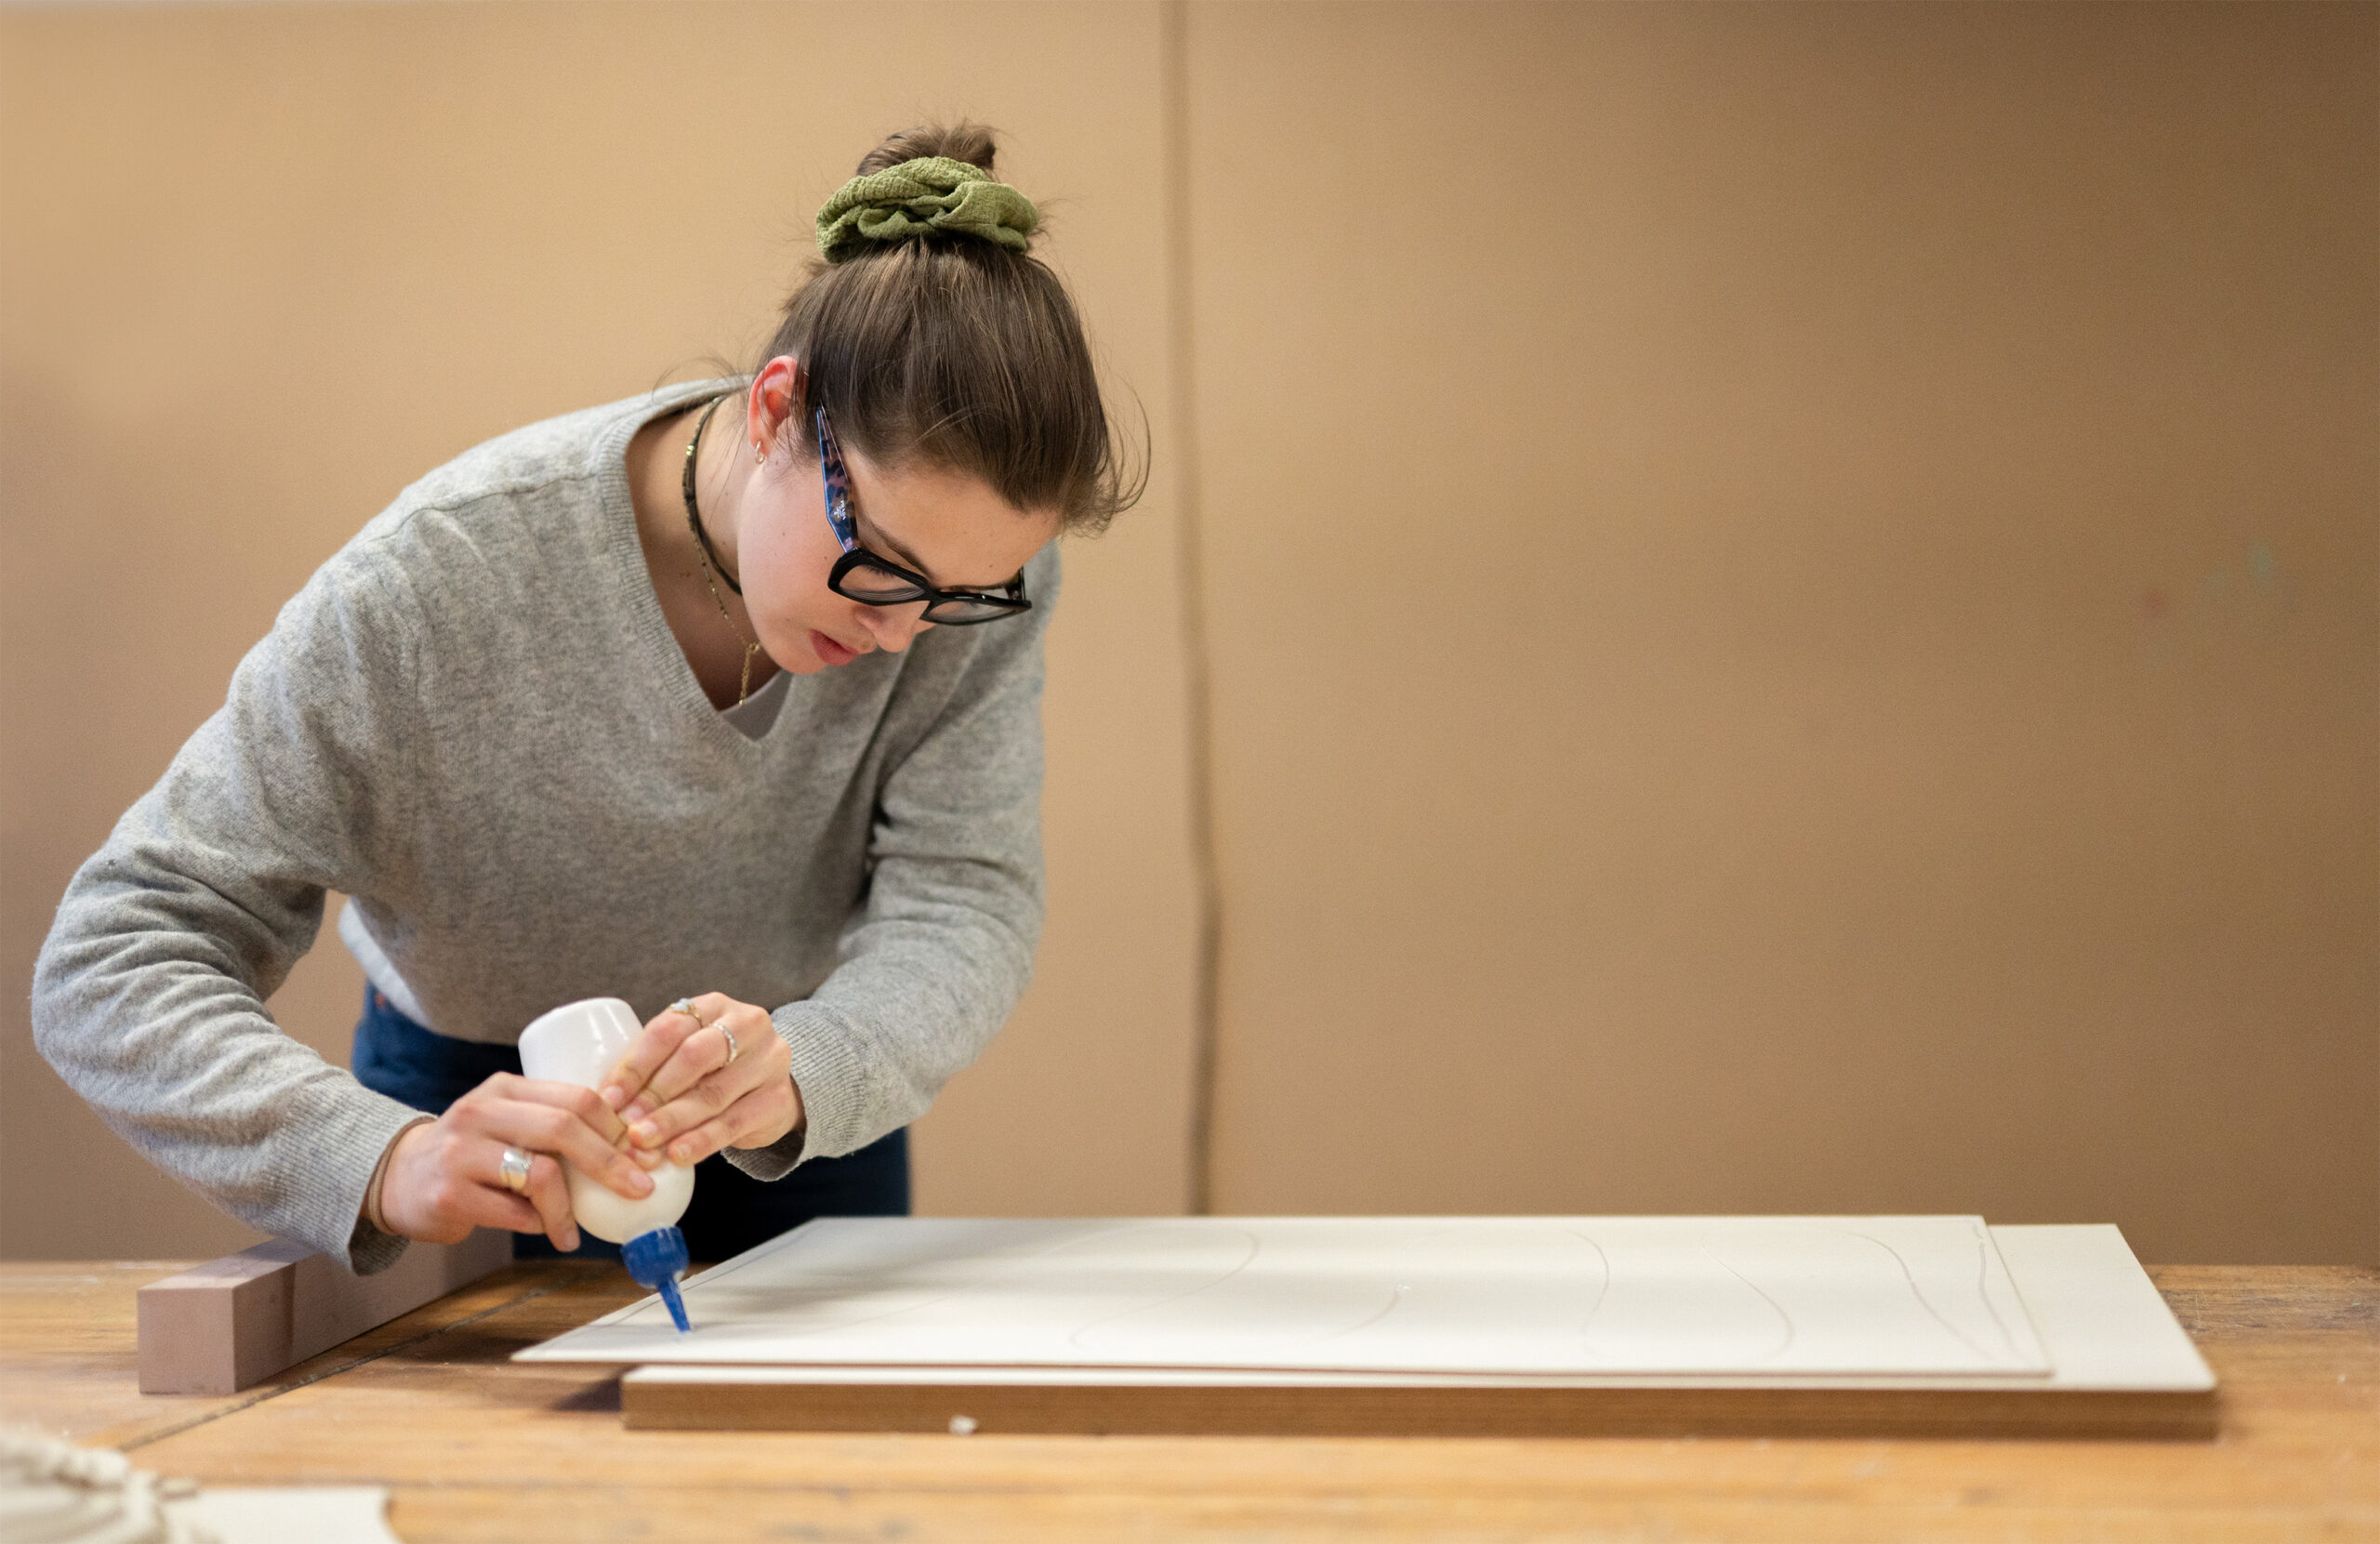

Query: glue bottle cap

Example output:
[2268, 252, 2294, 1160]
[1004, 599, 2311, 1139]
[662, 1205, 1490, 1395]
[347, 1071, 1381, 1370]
[622, 1226, 692, 1333]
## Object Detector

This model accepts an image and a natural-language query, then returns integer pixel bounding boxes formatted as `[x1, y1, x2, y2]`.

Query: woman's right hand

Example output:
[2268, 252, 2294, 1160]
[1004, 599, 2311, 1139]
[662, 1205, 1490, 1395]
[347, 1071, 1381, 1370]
[377, 1072, 654, 1253]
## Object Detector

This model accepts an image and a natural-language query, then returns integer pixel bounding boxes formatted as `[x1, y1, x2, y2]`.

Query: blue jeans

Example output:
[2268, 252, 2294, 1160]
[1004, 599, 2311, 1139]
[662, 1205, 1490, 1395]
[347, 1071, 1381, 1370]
[352, 987, 908, 1263]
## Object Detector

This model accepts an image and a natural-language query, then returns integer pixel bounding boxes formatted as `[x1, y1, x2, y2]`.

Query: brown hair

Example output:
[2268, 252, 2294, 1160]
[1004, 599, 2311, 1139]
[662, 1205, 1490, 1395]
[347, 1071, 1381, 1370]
[756, 123, 1143, 534]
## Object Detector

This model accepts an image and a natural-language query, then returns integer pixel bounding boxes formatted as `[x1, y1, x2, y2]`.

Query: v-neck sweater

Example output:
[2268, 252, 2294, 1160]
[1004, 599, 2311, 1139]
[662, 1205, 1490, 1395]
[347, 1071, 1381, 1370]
[31, 378, 1056, 1273]
[334, 669, 790, 1026]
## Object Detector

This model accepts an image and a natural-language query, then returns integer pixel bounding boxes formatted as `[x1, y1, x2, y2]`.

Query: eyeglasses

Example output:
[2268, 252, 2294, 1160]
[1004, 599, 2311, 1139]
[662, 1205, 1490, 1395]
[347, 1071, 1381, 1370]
[816, 409, 1032, 626]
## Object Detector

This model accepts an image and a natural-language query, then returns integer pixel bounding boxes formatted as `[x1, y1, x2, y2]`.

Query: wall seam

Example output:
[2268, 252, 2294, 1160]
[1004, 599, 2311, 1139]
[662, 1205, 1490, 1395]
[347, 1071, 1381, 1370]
[1160, 0, 1223, 1218]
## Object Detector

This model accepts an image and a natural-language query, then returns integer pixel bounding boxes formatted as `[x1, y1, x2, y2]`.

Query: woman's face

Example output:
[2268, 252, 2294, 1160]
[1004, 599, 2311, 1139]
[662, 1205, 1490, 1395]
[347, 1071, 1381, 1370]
[734, 424, 1060, 675]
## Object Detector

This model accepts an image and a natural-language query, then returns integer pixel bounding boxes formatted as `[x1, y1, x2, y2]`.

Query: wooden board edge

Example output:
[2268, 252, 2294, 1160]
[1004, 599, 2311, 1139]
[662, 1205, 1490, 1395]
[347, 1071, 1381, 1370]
[620, 1376, 2222, 1442]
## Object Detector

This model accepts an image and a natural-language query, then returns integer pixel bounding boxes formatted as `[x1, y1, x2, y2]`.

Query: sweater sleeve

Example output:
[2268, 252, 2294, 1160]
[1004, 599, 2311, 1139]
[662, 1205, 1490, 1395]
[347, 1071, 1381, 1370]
[30, 549, 435, 1273]
[731, 549, 1059, 1180]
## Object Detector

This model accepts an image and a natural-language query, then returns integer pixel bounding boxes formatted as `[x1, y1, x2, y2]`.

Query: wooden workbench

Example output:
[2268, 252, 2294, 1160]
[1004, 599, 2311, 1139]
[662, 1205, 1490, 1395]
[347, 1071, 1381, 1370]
[3, 1260, 2373, 1541]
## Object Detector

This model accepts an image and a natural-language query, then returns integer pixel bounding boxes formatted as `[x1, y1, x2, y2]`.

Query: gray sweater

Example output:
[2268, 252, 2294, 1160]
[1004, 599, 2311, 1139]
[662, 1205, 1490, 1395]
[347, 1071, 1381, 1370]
[31, 377, 1053, 1273]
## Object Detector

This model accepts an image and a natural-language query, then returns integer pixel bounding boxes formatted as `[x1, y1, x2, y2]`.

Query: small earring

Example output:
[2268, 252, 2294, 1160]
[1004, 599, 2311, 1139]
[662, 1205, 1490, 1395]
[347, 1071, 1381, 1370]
[754, 443, 766, 465]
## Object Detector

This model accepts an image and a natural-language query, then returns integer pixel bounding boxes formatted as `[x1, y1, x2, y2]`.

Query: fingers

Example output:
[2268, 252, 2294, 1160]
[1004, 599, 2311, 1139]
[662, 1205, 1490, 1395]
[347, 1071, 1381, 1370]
[622, 1005, 793, 1158]
[509, 1149, 579, 1254]
[623, 1045, 738, 1155]
[623, 1023, 744, 1123]
[377, 1120, 549, 1245]
[661, 1081, 800, 1168]
[588, 994, 800, 1165]
[442, 1181, 545, 1240]
[494, 1074, 628, 1146]
[451, 1075, 654, 1201]
[600, 996, 721, 1114]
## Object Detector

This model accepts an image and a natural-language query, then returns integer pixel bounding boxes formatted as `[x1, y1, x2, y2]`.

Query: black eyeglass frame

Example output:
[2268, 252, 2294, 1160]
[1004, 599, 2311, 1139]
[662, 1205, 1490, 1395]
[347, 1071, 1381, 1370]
[816, 408, 1033, 627]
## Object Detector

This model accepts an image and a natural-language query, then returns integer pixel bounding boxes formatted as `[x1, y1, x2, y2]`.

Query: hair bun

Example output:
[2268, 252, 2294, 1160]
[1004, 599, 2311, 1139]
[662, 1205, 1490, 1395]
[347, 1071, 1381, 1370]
[815, 155, 1040, 265]
[856, 122, 998, 177]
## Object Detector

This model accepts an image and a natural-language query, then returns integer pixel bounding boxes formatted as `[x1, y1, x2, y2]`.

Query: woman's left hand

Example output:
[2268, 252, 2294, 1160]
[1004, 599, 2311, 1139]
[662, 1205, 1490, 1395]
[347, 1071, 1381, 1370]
[597, 994, 801, 1167]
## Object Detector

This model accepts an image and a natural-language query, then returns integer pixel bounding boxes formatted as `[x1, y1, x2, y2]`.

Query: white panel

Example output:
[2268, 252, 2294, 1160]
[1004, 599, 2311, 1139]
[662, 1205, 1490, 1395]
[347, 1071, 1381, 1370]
[524, 1215, 2054, 1378]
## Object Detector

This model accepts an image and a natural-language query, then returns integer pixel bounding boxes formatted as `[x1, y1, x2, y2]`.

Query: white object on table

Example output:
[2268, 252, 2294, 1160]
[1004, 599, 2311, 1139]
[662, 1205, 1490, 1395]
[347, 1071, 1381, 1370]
[178, 1486, 404, 1544]
[520, 1214, 2096, 1379]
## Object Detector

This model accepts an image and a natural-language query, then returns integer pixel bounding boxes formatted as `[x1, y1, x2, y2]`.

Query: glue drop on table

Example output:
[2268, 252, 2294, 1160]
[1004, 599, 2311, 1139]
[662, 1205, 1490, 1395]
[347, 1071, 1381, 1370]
[519, 997, 696, 1332]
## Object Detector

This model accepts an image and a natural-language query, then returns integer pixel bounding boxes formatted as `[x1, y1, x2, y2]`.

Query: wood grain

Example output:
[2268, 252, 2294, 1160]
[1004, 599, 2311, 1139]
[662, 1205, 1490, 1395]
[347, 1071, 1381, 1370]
[3, 1261, 2372, 1543]
[0, 1259, 570, 1450]
[622, 1374, 2217, 1441]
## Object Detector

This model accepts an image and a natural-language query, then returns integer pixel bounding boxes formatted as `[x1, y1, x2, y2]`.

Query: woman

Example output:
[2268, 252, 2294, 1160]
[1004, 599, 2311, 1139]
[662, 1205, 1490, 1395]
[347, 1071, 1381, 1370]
[31, 123, 1136, 1272]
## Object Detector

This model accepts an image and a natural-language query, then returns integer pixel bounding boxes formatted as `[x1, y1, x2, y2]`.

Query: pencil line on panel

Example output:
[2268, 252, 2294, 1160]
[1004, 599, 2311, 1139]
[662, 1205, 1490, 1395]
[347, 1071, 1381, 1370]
[1697, 1238, 1797, 1364]
[1161, 0, 1223, 1219]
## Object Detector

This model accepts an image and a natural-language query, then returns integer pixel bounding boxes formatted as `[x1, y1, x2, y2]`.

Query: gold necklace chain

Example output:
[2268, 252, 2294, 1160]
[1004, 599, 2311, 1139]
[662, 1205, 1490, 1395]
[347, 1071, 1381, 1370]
[681, 396, 764, 706]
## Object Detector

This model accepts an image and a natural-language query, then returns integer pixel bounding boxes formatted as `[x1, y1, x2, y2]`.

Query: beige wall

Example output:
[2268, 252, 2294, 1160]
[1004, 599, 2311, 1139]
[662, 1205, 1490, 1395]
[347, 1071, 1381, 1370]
[0, 0, 1201, 1259]
[3, 2, 2372, 1266]
[1183, 1, 2378, 1264]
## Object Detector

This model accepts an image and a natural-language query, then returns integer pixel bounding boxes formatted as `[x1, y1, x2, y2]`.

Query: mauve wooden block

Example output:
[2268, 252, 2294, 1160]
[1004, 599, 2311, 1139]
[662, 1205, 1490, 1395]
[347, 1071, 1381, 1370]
[139, 1230, 510, 1395]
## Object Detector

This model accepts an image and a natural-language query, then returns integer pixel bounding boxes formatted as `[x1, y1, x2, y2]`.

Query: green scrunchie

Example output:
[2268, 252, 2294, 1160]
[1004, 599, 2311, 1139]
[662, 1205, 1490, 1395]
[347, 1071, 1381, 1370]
[815, 156, 1040, 264]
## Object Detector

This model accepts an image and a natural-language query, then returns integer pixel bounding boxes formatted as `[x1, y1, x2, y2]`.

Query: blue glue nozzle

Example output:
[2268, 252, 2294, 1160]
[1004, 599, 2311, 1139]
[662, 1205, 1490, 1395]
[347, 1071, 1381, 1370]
[622, 1226, 692, 1333]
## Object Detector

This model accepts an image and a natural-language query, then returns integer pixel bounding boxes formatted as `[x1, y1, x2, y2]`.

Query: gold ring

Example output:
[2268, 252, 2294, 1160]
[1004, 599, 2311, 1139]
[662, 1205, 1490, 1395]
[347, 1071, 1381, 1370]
[668, 997, 707, 1027]
[498, 1148, 533, 1194]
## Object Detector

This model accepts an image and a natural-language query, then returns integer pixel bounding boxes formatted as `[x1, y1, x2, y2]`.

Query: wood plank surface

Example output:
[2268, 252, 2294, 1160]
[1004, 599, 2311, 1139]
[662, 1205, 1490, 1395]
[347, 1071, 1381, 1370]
[0, 1260, 567, 1449]
[3, 1260, 2372, 1542]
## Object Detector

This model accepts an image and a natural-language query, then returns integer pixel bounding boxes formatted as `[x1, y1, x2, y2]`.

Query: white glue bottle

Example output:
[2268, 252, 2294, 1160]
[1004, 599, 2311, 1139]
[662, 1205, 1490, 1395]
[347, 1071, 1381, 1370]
[518, 996, 696, 1332]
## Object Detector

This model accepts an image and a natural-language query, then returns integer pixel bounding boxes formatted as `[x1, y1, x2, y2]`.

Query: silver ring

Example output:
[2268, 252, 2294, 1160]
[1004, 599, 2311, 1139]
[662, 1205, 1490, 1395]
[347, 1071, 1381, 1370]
[497, 1147, 533, 1194]
[719, 1022, 739, 1066]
